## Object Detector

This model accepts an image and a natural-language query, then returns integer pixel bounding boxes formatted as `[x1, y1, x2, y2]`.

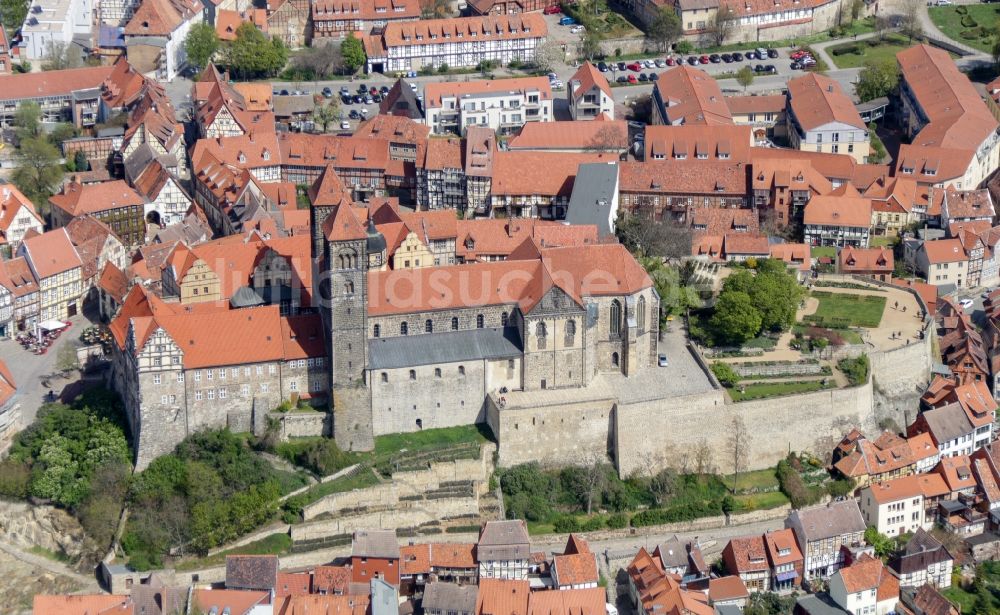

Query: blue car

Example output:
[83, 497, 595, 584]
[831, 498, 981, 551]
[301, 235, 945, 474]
[558, 16, 576, 25]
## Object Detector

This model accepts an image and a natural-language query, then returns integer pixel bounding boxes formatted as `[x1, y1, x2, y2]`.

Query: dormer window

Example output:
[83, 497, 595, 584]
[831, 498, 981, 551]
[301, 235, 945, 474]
[901, 165, 914, 175]
[262, 149, 271, 161]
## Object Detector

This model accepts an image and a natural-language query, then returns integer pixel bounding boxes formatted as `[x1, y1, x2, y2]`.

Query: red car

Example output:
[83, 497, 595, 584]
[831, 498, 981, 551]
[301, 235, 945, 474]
[543, 4, 561, 14]
[665, 57, 676, 66]
[790, 50, 809, 60]
[626, 62, 642, 71]
[699, 55, 710, 64]
[627, 74, 638, 84]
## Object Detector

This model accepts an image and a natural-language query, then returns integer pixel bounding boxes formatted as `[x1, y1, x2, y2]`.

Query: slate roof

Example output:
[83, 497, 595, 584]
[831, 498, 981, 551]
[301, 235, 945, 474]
[891, 529, 953, 576]
[368, 327, 522, 370]
[225, 554, 279, 591]
[565, 162, 619, 237]
[423, 582, 479, 613]
[478, 520, 530, 561]
[353, 529, 400, 559]
[786, 500, 865, 543]
[921, 402, 974, 445]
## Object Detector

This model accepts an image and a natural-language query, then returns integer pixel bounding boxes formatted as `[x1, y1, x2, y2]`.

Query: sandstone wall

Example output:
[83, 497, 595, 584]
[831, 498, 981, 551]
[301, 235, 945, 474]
[301, 444, 494, 521]
[292, 497, 479, 542]
[870, 326, 933, 433]
[272, 411, 331, 439]
[614, 382, 874, 477]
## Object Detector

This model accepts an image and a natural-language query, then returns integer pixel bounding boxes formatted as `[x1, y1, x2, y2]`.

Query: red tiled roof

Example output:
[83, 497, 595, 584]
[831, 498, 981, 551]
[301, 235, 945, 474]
[553, 553, 598, 587]
[787, 73, 866, 131]
[570, 62, 612, 102]
[424, 76, 551, 110]
[33, 594, 132, 615]
[803, 194, 872, 228]
[653, 66, 731, 125]
[477, 578, 530, 615]
[21, 228, 83, 279]
[0, 66, 113, 102]
[839, 247, 893, 274]
[368, 14, 547, 54]
[508, 120, 628, 151]
[49, 180, 145, 217]
[644, 124, 751, 162]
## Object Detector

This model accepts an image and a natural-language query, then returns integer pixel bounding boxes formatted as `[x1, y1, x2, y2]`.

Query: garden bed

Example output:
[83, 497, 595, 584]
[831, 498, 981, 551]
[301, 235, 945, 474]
[728, 379, 836, 401]
[828, 34, 915, 69]
[929, 5, 1000, 53]
[808, 291, 886, 328]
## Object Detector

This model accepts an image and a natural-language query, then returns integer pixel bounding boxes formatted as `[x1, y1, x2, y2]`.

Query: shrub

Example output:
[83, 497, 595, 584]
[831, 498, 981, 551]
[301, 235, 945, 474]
[275, 438, 355, 476]
[675, 40, 693, 54]
[711, 362, 740, 387]
[956, 5, 968, 14]
[582, 515, 606, 532]
[960, 14, 978, 28]
[827, 479, 855, 499]
[776, 456, 824, 509]
[838, 355, 870, 386]
[606, 512, 629, 529]
[0, 458, 31, 498]
[553, 515, 581, 533]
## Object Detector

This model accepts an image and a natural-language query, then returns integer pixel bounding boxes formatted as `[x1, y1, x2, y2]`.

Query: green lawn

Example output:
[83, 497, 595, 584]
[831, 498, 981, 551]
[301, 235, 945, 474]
[725, 468, 780, 492]
[293, 468, 381, 508]
[810, 291, 887, 328]
[870, 235, 899, 248]
[811, 246, 836, 259]
[828, 34, 916, 69]
[942, 585, 978, 614]
[175, 533, 292, 571]
[734, 490, 790, 510]
[729, 380, 834, 401]
[929, 5, 1000, 53]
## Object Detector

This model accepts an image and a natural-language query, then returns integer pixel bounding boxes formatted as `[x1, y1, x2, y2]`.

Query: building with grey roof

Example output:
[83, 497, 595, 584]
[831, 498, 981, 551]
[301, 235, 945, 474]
[890, 528, 954, 589]
[225, 554, 279, 591]
[785, 500, 866, 580]
[566, 162, 619, 239]
[353, 529, 401, 560]
[368, 327, 521, 370]
[909, 403, 977, 458]
[371, 578, 400, 615]
[478, 520, 531, 580]
[423, 582, 479, 615]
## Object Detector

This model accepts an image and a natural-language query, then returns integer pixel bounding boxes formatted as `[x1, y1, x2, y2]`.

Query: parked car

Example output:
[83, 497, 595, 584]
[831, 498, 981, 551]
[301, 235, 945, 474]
[340, 120, 350, 129]
[638, 72, 648, 81]
[658, 354, 669, 367]
[616, 75, 628, 83]
[559, 16, 576, 25]
[732, 52, 744, 61]
[790, 49, 810, 60]
[627, 62, 642, 71]
[339, 86, 350, 95]
[352, 95, 363, 104]
[543, 4, 561, 13]
[279, 89, 289, 95]
[357, 84, 368, 94]
[699, 55, 709, 64]
[754, 64, 766, 73]
[349, 109, 360, 119]
[649, 72, 658, 80]
[654, 59, 666, 67]
[617, 61, 628, 70]
[745, 51, 756, 60]
[982, 290, 994, 299]
[721, 53, 732, 62]
[764, 64, 776, 73]
[643, 59, 656, 68]
[380, 85, 390, 94]
[627, 74, 638, 84]
[570, 25, 585, 33]
[767, 48, 779, 58]
[959, 298, 974, 309]
[360, 108, 369, 117]
[364, 95, 373, 104]
[598, 61, 608, 71]
[709, 54, 721, 63]
[665, 57, 676, 66]
[341, 94, 353, 105]
[935, 0, 952, 5]
[687, 56, 699, 65]
[372, 93, 382, 102]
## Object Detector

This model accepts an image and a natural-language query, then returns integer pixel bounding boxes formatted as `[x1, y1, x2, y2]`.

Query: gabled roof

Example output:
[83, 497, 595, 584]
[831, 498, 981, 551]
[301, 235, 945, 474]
[226, 554, 279, 591]
[653, 66, 731, 125]
[33, 594, 133, 615]
[803, 194, 872, 228]
[476, 578, 530, 615]
[787, 72, 866, 131]
[353, 529, 400, 559]
[323, 203, 367, 241]
[836, 553, 899, 603]
[569, 62, 612, 101]
[49, 180, 146, 217]
[839, 247, 893, 274]
[552, 552, 598, 587]
[21, 228, 83, 279]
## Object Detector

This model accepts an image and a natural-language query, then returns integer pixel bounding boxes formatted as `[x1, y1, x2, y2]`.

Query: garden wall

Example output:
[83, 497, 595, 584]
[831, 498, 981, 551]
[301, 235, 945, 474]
[292, 497, 480, 542]
[271, 412, 331, 439]
[300, 444, 494, 521]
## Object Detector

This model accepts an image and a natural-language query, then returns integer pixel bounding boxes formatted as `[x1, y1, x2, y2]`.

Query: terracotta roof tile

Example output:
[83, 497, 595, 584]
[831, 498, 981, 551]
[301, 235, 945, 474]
[0, 66, 113, 102]
[569, 62, 612, 101]
[788, 72, 866, 131]
[553, 552, 598, 587]
[33, 594, 133, 615]
[644, 124, 751, 162]
[653, 66, 731, 125]
[803, 194, 872, 228]
[49, 180, 145, 217]
[508, 120, 628, 151]
[21, 228, 83, 279]
[424, 76, 551, 110]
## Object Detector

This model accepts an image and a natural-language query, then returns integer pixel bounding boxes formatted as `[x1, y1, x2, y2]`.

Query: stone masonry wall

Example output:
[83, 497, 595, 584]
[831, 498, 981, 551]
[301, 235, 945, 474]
[489, 396, 615, 468]
[292, 497, 480, 542]
[614, 383, 875, 477]
[272, 411, 332, 439]
[302, 444, 494, 521]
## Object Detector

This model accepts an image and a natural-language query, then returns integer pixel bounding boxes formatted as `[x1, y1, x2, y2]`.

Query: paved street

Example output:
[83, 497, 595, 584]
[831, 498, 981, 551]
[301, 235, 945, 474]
[0, 316, 85, 425]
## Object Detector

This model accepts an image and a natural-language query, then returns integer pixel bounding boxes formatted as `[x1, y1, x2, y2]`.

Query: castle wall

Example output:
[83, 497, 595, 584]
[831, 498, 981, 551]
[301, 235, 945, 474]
[488, 396, 615, 467]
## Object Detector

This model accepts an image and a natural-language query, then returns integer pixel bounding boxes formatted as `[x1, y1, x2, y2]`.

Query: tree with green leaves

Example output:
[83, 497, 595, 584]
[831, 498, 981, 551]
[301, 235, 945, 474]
[710, 291, 762, 344]
[646, 7, 681, 52]
[312, 100, 340, 132]
[341, 33, 366, 73]
[222, 23, 288, 79]
[184, 22, 219, 72]
[48, 122, 78, 148]
[0, 0, 28, 42]
[856, 58, 899, 103]
[13, 137, 63, 209]
[736, 65, 754, 92]
[864, 526, 896, 559]
[13, 102, 41, 141]
[580, 30, 602, 62]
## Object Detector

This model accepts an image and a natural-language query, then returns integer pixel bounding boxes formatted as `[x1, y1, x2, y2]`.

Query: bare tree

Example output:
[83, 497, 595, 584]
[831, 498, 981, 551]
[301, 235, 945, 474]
[616, 213, 693, 259]
[585, 123, 629, 152]
[900, 1, 923, 43]
[694, 439, 715, 475]
[532, 39, 565, 73]
[291, 43, 345, 78]
[42, 41, 82, 71]
[710, 5, 737, 46]
[873, 14, 892, 41]
[648, 467, 678, 505]
[727, 415, 751, 493]
[570, 454, 608, 515]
